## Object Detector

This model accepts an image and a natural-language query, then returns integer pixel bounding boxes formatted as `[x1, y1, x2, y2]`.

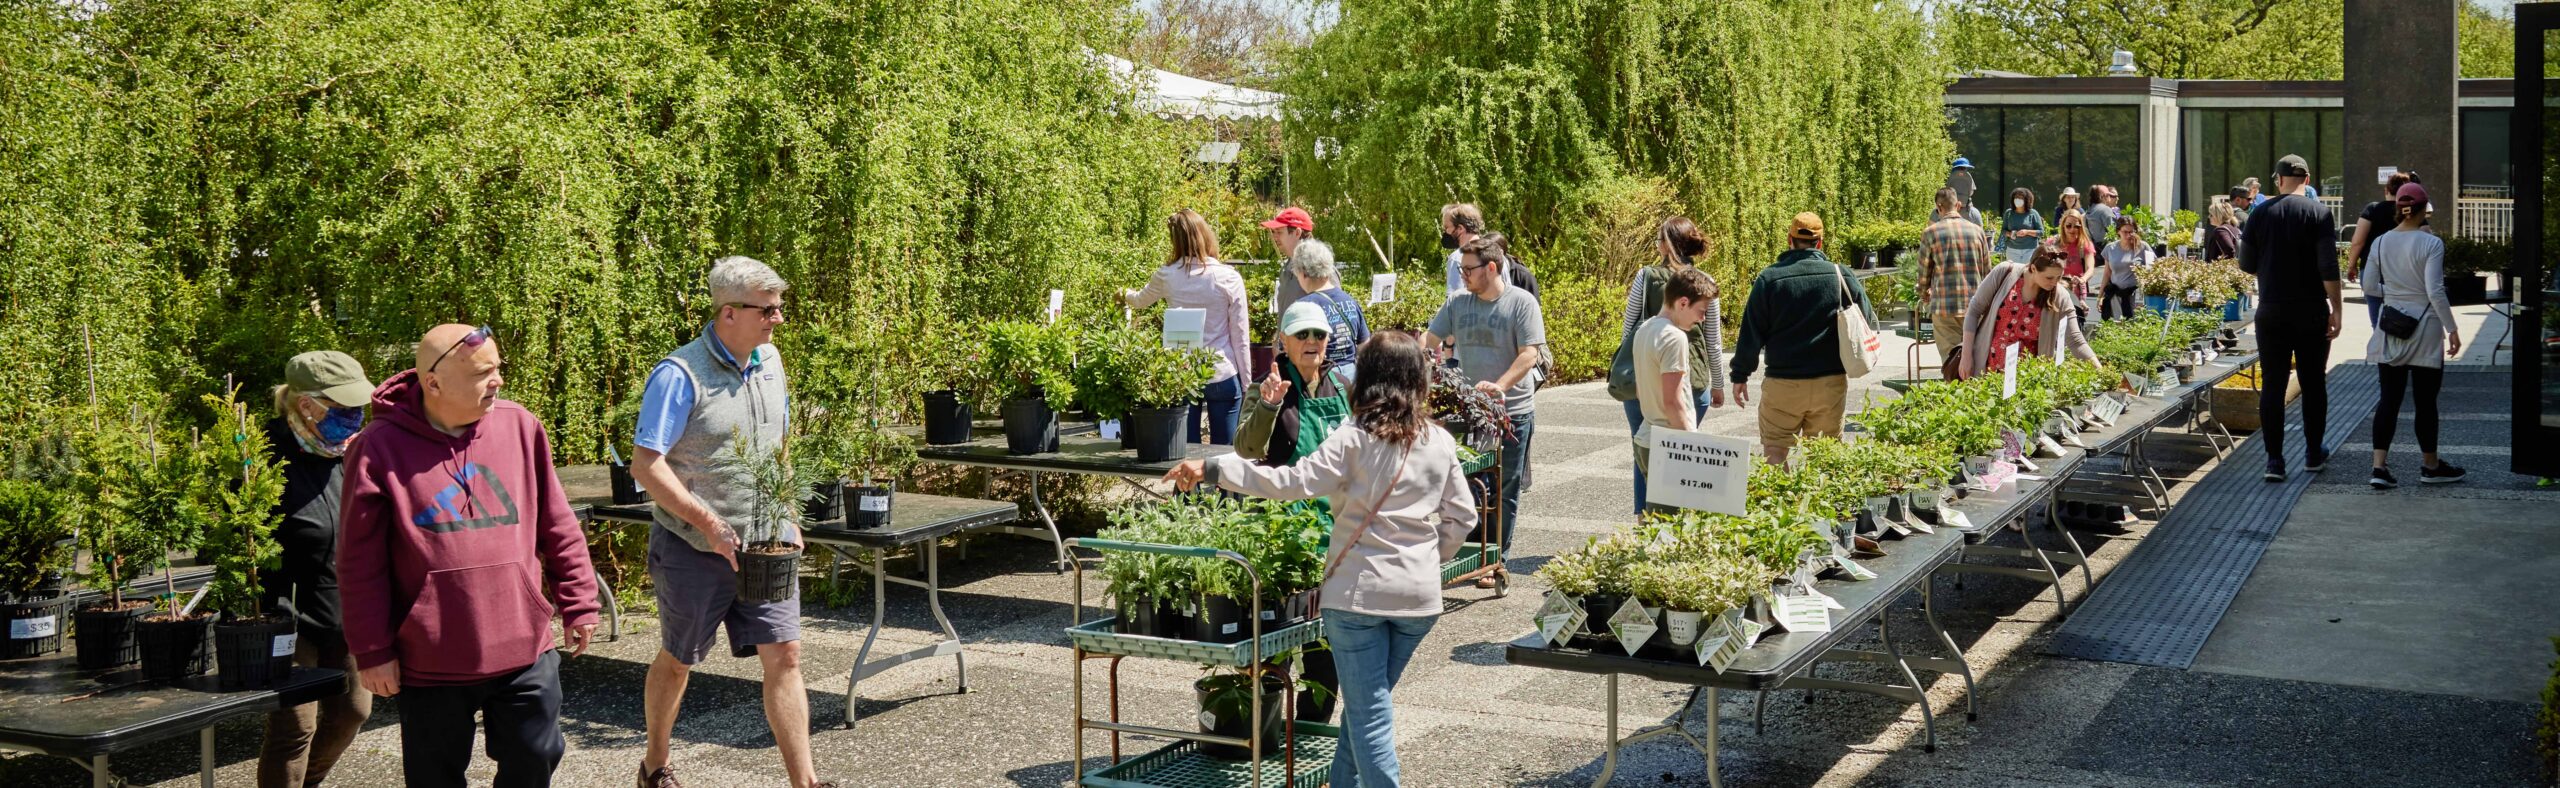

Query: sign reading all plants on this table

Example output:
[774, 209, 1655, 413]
[1536, 590, 1586, 646]
[1608, 597, 1657, 656]
[1645, 428, 1751, 515]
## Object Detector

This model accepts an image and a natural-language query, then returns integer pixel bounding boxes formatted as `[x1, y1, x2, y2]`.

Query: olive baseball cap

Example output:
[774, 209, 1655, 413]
[286, 351, 376, 407]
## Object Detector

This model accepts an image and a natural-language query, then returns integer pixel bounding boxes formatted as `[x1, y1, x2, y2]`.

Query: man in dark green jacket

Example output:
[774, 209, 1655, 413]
[1729, 212, 1874, 463]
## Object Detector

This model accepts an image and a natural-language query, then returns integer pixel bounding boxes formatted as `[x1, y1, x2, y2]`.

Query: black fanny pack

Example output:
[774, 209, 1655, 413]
[2378, 305, 2420, 339]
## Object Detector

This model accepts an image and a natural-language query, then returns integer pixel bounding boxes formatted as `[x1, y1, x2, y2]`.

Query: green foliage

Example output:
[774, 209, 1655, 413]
[0, 480, 75, 599]
[196, 387, 288, 620]
[1362, 274, 1448, 333]
[1076, 327, 1222, 418]
[2538, 636, 2559, 780]
[1096, 494, 1328, 609]
[2458, 2, 2515, 79]
[1938, 0, 2345, 80]
[1281, 0, 1949, 329]
[2138, 257, 2255, 305]
[713, 429, 818, 547]
[2443, 236, 2510, 275]
[985, 321, 1082, 411]
[1538, 273, 1632, 383]
[76, 422, 218, 606]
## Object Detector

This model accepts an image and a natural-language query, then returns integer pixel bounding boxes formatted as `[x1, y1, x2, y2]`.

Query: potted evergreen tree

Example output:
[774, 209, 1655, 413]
[788, 406, 856, 524]
[81, 422, 220, 680]
[713, 431, 815, 604]
[197, 388, 294, 690]
[0, 478, 75, 659]
[986, 321, 1078, 455]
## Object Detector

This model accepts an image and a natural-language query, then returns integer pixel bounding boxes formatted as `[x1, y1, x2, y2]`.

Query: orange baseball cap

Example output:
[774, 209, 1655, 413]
[1788, 212, 1825, 241]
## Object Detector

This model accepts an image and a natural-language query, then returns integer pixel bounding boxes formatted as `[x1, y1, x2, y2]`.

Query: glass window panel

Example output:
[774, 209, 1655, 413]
[1948, 106, 2004, 213]
[2460, 107, 2513, 196]
[2002, 107, 2070, 214]
[2072, 106, 2141, 208]
[2319, 109, 2346, 194]
[2273, 110, 2321, 187]
[2196, 110, 2229, 212]
[2226, 110, 2271, 195]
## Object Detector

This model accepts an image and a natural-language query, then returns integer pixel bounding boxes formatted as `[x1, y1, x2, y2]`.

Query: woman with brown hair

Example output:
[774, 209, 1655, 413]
[1122, 209, 1253, 444]
[1956, 247, 2101, 379]
[1999, 187, 2047, 265]
[1164, 332, 1477, 788]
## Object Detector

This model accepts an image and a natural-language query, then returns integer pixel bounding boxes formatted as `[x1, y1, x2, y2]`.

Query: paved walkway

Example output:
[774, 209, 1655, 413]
[6, 283, 2547, 786]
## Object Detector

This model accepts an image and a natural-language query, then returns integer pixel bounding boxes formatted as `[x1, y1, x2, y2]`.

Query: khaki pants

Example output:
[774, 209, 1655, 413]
[1757, 374, 1848, 450]
[1932, 315, 1963, 360]
[259, 630, 372, 788]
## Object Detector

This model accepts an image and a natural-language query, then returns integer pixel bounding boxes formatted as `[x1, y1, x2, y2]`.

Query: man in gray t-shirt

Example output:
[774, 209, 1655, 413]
[1425, 237, 1544, 576]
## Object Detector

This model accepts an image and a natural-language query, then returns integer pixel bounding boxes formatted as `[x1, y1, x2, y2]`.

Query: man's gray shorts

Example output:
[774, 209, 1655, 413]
[648, 524, 800, 665]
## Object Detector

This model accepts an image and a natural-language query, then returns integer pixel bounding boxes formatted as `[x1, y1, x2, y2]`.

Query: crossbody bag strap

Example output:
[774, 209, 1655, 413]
[1318, 443, 1414, 599]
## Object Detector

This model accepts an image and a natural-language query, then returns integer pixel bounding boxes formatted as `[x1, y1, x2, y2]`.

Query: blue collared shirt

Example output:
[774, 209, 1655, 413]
[632, 328, 783, 454]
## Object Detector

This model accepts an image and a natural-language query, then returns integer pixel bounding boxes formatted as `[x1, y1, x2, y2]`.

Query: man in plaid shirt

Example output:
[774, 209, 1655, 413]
[1917, 187, 1994, 359]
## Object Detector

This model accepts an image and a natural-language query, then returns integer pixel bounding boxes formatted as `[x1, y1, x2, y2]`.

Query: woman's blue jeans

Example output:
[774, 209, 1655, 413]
[1190, 376, 1242, 446]
[1324, 611, 1437, 788]
[1621, 389, 1715, 513]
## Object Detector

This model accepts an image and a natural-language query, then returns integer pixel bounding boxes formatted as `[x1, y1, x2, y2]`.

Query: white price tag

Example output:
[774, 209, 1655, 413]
[1773, 593, 1831, 633]
[1535, 591, 1587, 646]
[2000, 343, 2021, 399]
[1097, 419, 1121, 440]
[1644, 428, 1752, 515]
[1944, 509, 1981, 533]
[1608, 598, 1657, 655]
[1833, 556, 1878, 580]
[271, 632, 298, 658]
[9, 614, 57, 640]
[1368, 273, 1398, 305]
[1162, 308, 1206, 349]
[858, 495, 890, 513]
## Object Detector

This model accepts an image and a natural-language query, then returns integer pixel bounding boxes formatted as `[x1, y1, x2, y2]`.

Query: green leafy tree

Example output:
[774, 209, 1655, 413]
[1937, 0, 2344, 80]
[2458, 1, 2515, 78]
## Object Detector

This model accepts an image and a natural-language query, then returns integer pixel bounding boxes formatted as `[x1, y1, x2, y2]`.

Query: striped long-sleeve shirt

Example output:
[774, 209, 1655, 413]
[1618, 267, 1728, 395]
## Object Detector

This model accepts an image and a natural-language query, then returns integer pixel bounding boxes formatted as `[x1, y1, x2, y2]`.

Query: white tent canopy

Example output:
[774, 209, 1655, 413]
[1094, 53, 1284, 121]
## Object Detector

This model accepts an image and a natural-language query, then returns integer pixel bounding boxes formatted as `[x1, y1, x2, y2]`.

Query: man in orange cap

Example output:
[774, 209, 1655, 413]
[1729, 212, 1873, 464]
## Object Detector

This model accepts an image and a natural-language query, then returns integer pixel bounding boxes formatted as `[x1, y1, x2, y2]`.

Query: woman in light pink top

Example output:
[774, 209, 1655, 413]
[1122, 210, 1252, 444]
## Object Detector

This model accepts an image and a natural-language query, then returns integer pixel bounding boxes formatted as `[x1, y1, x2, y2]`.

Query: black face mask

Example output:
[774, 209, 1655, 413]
[1439, 232, 1460, 250]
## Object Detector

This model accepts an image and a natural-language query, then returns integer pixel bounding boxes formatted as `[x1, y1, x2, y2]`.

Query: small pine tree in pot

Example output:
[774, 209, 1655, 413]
[198, 388, 295, 689]
[83, 419, 223, 681]
[713, 430, 816, 603]
[0, 479, 76, 659]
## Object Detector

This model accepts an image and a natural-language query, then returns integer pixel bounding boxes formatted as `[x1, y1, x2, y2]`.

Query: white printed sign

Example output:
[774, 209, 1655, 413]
[2378, 165, 2398, 185]
[1608, 598, 1657, 656]
[1773, 593, 1832, 634]
[1097, 419, 1121, 440]
[1162, 308, 1206, 349]
[1645, 429, 1752, 515]
[9, 614, 57, 640]
[271, 632, 298, 658]
[2000, 343, 2021, 399]
[1046, 289, 1065, 324]
[1368, 273, 1398, 305]
[1834, 556, 1878, 580]
[1536, 591, 1586, 646]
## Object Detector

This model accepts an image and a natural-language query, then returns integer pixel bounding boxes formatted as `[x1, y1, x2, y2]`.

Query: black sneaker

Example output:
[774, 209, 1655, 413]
[2303, 451, 2328, 473]
[2420, 462, 2468, 484]
[2369, 467, 2398, 490]
[2263, 466, 2287, 483]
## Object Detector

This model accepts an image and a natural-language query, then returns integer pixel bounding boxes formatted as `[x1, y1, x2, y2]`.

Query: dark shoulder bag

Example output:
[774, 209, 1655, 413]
[1606, 267, 1666, 401]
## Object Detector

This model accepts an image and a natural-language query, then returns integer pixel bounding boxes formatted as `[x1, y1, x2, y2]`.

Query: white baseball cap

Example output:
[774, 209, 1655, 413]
[1279, 302, 1331, 337]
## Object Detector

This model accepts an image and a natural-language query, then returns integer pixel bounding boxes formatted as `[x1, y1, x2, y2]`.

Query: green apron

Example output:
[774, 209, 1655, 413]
[1280, 363, 1351, 531]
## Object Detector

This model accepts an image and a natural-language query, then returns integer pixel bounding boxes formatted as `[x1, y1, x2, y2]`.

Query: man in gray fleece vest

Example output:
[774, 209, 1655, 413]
[628, 256, 834, 788]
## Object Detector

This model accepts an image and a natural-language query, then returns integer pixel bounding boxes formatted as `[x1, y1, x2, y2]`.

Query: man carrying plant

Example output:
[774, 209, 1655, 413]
[627, 256, 833, 788]
[1424, 235, 1545, 587]
[1729, 212, 1874, 465]
[336, 324, 600, 788]
[2238, 154, 2342, 483]
[1918, 187, 1995, 360]
[1633, 268, 1715, 496]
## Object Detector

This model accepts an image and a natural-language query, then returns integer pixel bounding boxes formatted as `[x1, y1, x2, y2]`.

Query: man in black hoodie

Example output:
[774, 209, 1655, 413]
[257, 350, 377, 788]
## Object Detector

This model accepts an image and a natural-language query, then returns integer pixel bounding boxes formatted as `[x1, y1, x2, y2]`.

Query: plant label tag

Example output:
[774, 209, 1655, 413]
[1535, 591, 1584, 646]
[1097, 419, 1121, 439]
[1608, 598, 1656, 655]
[1046, 289, 1064, 324]
[2122, 371, 2148, 393]
[1979, 460, 2017, 491]
[1735, 617, 1767, 649]
[1773, 593, 1831, 634]
[9, 614, 56, 640]
[1693, 632, 1729, 668]
[2000, 428, 2029, 463]
[2036, 435, 2067, 458]
[1162, 308, 1207, 349]
[1645, 428, 1751, 515]
[1904, 516, 1934, 535]
[859, 495, 890, 512]
[1811, 588, 1844, 610]
[2000, 344, 2021, 399]
[1944, 509, 1981, 533]
[1833, 556, 1878, 580]
[2098, 393, 2127, 423]
[1368, 273, 1397, 304]
[271, 632, 297, 658]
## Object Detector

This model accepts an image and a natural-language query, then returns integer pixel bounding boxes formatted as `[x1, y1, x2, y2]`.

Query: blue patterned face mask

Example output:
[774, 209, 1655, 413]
[318, 406, 366, 445]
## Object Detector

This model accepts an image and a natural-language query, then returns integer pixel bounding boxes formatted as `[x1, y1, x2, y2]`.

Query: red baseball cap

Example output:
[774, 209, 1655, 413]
[2394, 182, 2429, 207]
[1259, 206, 1314, 232]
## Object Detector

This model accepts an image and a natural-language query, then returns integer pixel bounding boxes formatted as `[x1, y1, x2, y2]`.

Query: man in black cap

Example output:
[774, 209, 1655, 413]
[2238, 153, 2341, 482]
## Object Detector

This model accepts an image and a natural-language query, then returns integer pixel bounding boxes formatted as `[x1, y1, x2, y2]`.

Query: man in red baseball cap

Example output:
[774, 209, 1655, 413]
[1263, 206, 1318, 308]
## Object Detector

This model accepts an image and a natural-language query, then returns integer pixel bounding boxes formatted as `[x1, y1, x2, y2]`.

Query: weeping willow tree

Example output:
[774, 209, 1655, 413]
[1279, 0, 1951, 317]
[0, 0, 1200, 457]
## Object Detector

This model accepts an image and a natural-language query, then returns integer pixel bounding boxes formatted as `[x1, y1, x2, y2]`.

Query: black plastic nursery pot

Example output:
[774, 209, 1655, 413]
[1576, 593, 1624, 644]
[74, 601, 148, 670]
[1124, 405, 1189, 462]
[844, 481, 895, 530]
[1195, 672, 1290, 761]
[2173, 363, 2197, 384]
[803, 480, 845, 523]
[1190, 595, 1253, 644]
[1, 594, 70, 660]
[1001, 396, 1059, 456]
[922, 390, 976, 446]
[1279, 589, 1318, 626]
[609, 463, 650, 505]
[137, 613, 215, 682]
[214, 616, 297, 691]
[736, 542, 803, 604]
[2443, 272, 2489, 306]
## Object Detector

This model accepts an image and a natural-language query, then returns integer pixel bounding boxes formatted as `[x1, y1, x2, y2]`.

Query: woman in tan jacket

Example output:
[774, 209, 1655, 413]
[1956, 248, 2101, 379]
[1165, 331, 1476, 788]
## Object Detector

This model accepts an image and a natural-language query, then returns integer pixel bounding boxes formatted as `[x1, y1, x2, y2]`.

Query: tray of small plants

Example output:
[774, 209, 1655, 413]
[1074, 496, 1329, 667]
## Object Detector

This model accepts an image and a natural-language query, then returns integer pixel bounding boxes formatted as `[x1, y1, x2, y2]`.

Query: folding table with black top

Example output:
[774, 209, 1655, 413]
[0, 655, 347, 788]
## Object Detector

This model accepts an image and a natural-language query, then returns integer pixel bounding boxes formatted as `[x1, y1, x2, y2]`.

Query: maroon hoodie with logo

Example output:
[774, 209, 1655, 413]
[336, 370, 600, 686]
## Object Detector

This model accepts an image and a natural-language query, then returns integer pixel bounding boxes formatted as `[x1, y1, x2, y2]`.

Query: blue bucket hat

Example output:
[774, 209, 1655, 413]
[1951, 157, 1974, 170]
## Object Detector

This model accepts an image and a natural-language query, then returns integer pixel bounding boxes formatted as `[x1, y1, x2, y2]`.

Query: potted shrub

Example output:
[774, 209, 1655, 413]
[712, 431, 815, 604]
[788, 408, 856, 524]
[2442, 236, 2504, 306]
[916, 330, 988, 446]
[78, 424, 218, 677]
[1194, 660, 1326, 760]
[198, 390, 295, 690]
[985, 321, 1078, 455]
[0, 479, 75, 659]
[1122, 341, 1219, 463]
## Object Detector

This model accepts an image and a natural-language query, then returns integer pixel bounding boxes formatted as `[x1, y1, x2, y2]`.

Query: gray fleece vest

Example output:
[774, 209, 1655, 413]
[651, 330, 792, 553]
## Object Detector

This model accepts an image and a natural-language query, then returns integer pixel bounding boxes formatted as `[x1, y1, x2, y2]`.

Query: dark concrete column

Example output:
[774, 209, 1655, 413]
[2344, 0, 2456, 210]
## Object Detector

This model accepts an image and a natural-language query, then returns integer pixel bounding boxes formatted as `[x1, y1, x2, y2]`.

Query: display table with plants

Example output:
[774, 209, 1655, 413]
[913, 426, 1235, 574]
[0, 650, 349, 788]
[1067, 495, 1336, 788]
[590, 489, 1018, 729]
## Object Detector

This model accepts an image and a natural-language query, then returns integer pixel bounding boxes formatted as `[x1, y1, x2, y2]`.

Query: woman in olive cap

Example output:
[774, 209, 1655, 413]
[257, 350, 376, 788]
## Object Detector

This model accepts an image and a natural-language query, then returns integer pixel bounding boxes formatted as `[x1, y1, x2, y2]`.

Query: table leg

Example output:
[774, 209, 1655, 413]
[2046, 496, 2096, 593]
[1030, 472, 1069, 573]
[2010, 514, 2069, 611]
[1592, 674, 1621, 788]
[1704, 686, 1721, 788]
[201, 726, 215, 788]
[846, 547, 887, 729]
[92, 755, 109, 788]
[599, 574, 622, 642]
[926, 540, 967, 692]
[1921, 579, 1979, 721]
[1878, 615, 1938, 753]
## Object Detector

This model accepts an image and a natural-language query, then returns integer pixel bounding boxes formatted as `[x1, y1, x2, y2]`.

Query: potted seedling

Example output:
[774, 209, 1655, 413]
[1122, 340, 1218, 463]
[0, 479, 76, 659]
[788, 407, 856, 524]
[199, 389, 295, 690]
[711, 431, 815, 604]
[75, 420, 218, 677]
[986, 321, 1078, 455]
[1194, 656, 1326, 761]
[917, 329, 989, 446]
[840, 406, 916, 531]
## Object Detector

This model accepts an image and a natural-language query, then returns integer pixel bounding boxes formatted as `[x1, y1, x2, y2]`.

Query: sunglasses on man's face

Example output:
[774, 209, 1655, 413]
[1290, 329, 1330, 342]
[726, 302, 785, 320]
[427, 325, 494, 373]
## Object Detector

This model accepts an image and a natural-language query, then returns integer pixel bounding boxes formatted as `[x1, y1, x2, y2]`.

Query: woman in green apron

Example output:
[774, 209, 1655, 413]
[1236, 301, 1350, 722]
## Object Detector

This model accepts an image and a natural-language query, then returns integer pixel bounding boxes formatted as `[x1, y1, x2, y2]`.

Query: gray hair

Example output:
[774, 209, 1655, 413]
[707, 255, 788, 307]
[1290, 239, 1337, 284]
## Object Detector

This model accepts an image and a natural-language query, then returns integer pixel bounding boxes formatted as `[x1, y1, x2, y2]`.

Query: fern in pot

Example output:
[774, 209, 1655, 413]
[713, 431, 816, 604]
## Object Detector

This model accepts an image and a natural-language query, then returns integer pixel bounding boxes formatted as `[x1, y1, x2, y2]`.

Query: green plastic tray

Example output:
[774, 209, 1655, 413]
[1082, 723, 1340, 788]
[1068, 618, 1322, 667]
[1458, 446, 1498, 475]
[1440, 543, 1502, 584]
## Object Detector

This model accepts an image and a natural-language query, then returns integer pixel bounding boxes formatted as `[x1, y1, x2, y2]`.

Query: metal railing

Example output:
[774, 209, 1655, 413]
[2313, 195, 2510, 242]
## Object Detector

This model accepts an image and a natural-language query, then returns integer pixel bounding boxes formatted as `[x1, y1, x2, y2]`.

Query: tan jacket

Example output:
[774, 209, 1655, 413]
[1206, 424, 1478, 618]
[1958, 262, 2098, 379]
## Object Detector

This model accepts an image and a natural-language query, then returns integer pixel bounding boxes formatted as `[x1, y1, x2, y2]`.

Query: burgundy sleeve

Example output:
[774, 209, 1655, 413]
[333, 442, 400, 670]
[528, 420, 602, 629]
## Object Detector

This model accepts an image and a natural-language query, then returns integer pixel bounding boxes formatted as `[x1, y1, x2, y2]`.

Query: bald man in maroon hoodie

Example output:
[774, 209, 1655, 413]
[337, 323, 601, 788]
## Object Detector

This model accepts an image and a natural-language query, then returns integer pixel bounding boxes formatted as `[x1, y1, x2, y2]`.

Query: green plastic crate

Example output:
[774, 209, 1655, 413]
[1067, 618, 1322, 667]
[1081, 723, 1340, 788]
[1439, 543, 1502, 584]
